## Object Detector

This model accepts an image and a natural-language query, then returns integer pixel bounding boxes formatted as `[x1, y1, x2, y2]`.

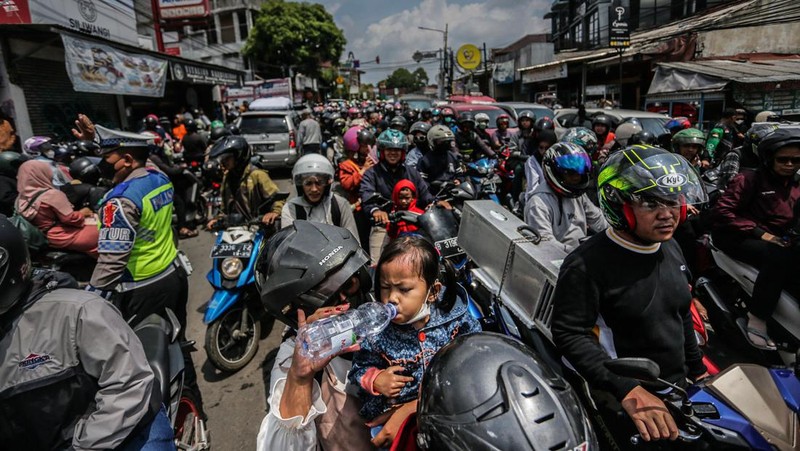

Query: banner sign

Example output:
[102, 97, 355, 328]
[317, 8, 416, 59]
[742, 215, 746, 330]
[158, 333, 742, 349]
[158, 0, 210, 20]
[256, 78, 291, 98]
[62, 35, 168, 97]
[521, 63, 567, 84]
[493, 60, 515, 84]
[170, 62, 241, 85]
[0, 0, 137, 46]
[609, 1, 631, 48]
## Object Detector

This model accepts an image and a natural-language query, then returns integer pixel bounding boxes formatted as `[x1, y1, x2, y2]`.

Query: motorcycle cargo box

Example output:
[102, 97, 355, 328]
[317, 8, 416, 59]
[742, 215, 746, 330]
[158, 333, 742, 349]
[458, 201, 568, 337]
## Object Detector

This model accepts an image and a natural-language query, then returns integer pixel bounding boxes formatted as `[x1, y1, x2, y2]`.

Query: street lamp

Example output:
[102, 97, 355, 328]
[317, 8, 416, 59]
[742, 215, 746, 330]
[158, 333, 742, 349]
[418, 24, 448, 98]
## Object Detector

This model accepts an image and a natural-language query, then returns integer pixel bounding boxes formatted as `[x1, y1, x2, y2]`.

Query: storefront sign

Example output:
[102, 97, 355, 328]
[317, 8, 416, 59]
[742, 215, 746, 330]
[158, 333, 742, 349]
[521, 63, 567, 84]
[0, 0, 137, 46]
[493, 60, 515, 85]
[585, 85, 607, 96]
[62, 35, 168, 97]
[158, 0, 209, 20]
[609, 1, 630, 48]
[456, 44, 481, 71]
[170, 62, 241, 85]
[255, 78, 291, 98]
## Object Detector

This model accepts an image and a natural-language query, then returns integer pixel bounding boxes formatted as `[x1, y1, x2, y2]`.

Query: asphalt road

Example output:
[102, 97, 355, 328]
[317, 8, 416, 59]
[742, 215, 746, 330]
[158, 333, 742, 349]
[181, 169, 293, 450]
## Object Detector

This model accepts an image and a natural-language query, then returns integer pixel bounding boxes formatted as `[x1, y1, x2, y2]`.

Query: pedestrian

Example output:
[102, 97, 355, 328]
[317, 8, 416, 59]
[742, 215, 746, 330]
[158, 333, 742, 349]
[296, 109, 323, 155]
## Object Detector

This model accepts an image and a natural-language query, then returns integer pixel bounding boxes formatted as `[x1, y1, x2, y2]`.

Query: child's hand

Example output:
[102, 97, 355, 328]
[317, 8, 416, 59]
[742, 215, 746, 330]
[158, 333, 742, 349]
[373, 366, 414, 398]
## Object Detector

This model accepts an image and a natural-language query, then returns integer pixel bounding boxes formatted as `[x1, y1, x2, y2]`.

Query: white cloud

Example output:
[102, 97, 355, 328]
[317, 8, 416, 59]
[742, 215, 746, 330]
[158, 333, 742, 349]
[348, 0, 550, 83]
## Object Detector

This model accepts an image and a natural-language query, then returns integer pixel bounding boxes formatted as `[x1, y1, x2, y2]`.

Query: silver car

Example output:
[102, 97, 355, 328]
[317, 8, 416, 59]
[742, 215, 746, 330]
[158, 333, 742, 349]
[235, 111, 299, 168]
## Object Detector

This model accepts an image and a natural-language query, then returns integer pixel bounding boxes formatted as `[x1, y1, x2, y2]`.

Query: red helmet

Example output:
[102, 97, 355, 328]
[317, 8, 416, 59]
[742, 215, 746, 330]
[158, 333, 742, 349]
[496, 114, 510, 127]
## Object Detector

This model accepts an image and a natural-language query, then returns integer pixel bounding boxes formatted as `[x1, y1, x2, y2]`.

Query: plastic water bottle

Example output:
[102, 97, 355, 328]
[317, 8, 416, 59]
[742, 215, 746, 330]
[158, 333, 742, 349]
[298, 302, 397, 360]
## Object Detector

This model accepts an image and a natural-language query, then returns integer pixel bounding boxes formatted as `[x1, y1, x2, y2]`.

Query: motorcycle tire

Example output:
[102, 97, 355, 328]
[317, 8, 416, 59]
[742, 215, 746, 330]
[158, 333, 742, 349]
[205, 306, 260, 372]
[174, 389, 210, 450]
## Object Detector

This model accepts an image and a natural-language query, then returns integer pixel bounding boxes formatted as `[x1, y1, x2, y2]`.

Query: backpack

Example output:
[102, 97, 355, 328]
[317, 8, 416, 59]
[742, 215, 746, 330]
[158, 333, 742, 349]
[10, 189, 50, 253]
[294, 196, 342, 226]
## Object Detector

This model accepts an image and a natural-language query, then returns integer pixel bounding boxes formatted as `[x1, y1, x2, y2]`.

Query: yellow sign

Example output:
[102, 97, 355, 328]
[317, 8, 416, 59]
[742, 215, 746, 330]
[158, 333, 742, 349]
[336, 76, 345, 84]
[456, 44, 481, 71]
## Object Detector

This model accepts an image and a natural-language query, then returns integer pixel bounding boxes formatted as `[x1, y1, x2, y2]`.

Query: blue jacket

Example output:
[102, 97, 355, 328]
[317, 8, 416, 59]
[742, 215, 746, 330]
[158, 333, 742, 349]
[359, 160, 433, 215]
[347, 285, 481, 420]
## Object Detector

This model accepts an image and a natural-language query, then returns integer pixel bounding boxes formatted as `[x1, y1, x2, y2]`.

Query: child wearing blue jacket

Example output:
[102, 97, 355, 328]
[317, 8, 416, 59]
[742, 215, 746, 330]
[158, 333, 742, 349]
[347, 236, 481, 447]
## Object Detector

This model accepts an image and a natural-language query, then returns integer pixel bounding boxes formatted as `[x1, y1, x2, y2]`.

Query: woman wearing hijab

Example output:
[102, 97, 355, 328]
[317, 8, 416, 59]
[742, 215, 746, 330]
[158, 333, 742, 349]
[15, 160, 98, 257]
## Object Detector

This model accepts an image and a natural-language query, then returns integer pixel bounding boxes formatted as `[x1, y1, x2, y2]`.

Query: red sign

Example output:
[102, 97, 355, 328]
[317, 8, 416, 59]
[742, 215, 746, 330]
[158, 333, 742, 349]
[0, 0, 31, 24]
[164, 47, 181, 56]
[158, 0, 209, 20]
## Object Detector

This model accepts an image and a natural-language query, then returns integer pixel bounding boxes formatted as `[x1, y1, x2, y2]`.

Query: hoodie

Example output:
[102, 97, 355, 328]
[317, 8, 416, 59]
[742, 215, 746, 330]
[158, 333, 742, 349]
[281, 191, 359, 240]
[387, 179, 424, 239]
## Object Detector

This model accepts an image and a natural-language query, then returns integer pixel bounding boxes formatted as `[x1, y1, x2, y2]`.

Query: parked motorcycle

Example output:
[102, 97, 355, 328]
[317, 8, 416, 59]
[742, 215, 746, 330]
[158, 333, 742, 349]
[606, 356, 800, 450]
[133, 308, 210, 450]
[203, 198, 286, 373]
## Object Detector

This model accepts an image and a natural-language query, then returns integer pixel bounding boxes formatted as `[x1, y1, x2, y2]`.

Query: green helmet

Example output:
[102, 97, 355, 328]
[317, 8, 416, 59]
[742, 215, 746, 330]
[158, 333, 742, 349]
[597, 145, 708, 231]
[376, 129, 408, 159]
[427, 124, 455, 151]
[671, 128, 706, 153]
[210, 120, 224, 130]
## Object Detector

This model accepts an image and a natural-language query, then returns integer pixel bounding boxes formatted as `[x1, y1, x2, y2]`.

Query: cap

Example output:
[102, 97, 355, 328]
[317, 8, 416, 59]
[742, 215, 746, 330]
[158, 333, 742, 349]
[96, 125, 154, 154]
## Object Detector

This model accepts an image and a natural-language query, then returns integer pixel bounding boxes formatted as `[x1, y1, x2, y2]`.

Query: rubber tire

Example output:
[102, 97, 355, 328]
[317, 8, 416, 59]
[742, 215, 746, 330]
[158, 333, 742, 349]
[205, 306, 261, 373]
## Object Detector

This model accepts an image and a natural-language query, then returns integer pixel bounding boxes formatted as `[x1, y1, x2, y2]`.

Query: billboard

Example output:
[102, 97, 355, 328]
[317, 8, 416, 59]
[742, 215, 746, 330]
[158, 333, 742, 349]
[158, 0, 210, 20]
[0, 0, 137, 46]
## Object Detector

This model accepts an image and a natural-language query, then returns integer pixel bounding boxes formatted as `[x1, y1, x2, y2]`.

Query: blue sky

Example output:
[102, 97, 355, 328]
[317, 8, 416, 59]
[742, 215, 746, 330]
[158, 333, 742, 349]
[301, 0, 551, 84]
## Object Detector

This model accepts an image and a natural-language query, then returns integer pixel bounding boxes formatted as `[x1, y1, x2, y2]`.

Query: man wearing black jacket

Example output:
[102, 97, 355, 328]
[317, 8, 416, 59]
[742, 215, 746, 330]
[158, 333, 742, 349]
[552, 146, 709, 448]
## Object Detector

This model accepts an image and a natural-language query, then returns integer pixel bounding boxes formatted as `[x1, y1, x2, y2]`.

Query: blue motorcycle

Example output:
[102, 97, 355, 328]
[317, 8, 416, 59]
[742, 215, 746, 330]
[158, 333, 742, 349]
[204, 212, 280, 373]
[464, 157, 502, 204]
[606, 357, 800, 450]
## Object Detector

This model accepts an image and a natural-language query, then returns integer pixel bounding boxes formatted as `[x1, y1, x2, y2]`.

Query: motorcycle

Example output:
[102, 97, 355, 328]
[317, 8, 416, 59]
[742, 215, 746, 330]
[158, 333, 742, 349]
[133, 308, 210, 450]
[463, 157, 503, 204]
[606, 356, 800, 450]
[203, 197, 287, 373]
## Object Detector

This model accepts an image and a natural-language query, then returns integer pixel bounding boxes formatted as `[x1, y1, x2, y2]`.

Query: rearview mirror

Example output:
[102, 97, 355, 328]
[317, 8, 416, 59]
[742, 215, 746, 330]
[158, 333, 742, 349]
[604, 358, 661, 382]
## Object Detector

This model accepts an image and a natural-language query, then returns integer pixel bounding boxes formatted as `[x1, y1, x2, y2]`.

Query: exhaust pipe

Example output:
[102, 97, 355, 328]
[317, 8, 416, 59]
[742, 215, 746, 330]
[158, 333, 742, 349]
[694, 277, 731, 315]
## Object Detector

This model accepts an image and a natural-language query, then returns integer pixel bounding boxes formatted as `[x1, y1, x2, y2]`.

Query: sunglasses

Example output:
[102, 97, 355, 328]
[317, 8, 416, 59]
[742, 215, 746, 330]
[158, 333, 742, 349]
[774, 156, 800, 165]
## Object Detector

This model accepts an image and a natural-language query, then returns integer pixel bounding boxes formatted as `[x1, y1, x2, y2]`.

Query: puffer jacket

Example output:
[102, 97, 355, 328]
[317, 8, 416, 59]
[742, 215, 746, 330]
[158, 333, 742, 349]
[347, 285, 481, 420]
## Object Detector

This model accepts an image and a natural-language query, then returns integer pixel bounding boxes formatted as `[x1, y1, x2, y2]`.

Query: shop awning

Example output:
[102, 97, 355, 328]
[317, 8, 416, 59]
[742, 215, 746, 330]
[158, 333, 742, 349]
[648, 59, 800, 95]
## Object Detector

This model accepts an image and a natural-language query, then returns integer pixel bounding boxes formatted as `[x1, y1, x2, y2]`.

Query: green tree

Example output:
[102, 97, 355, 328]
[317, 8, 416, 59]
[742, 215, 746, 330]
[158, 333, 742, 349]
[384, 68, 418, 90]
[243, 0, 346, 78]
[413, 67, 429, 88]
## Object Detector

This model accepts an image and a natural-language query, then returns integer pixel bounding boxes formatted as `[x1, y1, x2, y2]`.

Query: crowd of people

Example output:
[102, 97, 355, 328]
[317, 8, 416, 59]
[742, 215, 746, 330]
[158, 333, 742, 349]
[0, 96, 798, 450]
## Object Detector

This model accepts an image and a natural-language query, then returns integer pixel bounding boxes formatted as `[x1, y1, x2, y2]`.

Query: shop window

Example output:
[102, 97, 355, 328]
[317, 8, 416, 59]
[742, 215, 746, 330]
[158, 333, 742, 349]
[219, 13, 235, 44]
[587, 11, 599, 47]
[238, 11, 249, 41]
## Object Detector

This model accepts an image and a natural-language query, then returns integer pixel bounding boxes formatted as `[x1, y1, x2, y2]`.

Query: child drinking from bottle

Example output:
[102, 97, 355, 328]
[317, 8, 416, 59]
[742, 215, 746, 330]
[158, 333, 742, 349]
[347, 236, 481, 448]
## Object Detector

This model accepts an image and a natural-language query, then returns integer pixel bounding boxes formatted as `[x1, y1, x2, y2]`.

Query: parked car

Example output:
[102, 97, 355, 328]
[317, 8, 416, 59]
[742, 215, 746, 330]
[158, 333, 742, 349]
[493, 102, 555, 122]
[553, 108, 670, 139]
[447, 103, 519, 137]
[235, 111, 299, 168]
[399, 94, 434, 111]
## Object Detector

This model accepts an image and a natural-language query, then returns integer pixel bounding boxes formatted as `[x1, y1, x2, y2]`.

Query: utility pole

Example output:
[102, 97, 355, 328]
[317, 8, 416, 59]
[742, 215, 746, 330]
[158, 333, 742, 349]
[150, 0, 165, 52]
[418, 24, 449, 99]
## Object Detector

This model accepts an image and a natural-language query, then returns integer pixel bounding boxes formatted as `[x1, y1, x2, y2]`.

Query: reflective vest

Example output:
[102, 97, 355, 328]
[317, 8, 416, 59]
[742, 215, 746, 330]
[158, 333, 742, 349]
[99, 170, 177, 281]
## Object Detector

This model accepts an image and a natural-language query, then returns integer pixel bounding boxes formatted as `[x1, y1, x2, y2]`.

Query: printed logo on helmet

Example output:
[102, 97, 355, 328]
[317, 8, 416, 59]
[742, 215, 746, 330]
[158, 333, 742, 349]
[656, 173, 686, 188]
[18, 353, 52, 370]
[319, 245, 343, 266]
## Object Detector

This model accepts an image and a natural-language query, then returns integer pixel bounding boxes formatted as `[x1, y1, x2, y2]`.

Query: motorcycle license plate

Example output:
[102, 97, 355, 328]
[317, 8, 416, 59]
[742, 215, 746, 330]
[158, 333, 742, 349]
[210, 242, 253, 259]
[434, 237, 465, 258]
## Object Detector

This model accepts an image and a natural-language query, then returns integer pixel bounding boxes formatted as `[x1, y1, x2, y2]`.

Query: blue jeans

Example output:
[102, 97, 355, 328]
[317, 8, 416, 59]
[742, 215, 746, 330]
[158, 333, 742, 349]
[117, 406, 175, 451]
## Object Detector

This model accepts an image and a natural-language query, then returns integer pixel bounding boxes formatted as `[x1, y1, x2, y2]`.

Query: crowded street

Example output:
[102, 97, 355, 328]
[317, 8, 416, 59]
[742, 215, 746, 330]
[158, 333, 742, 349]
[1, 0, 800, 450]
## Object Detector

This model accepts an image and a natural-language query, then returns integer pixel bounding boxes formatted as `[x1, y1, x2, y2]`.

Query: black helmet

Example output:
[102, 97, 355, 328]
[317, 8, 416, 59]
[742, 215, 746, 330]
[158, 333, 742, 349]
[417, 332, 598, 451]
[69, 156, 101, 185]
[743, 122, 780, 161]
[209, 135, 251, 168]
[0, 214, 32, 315]
[756, 124, 800, 167]
[542, 142, 593, 198]
[255, 221, 371, 328]
[535, 116, 555, 131]
[421, 108, 432, 119]
[410, 121, 432, 147]
[144, 115, 158, 130]
[225, 123, 241, 135]
[628, 130, 657, 145]
[185, 120, 199, 133]
[357, 128, 376, 147]
[0, 151, 28, 178]
[390, 115, 408, 132]
[591, 114, 614, 130]
[209, 126, 232, 143]
[458, 113, 475, 128]
[517, 110, 535, 123]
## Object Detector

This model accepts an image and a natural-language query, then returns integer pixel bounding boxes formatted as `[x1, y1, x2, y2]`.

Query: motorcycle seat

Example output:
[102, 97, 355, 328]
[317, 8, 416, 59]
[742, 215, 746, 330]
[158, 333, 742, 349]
[708, 238, 758, 294]
[133, 314, 172, 404]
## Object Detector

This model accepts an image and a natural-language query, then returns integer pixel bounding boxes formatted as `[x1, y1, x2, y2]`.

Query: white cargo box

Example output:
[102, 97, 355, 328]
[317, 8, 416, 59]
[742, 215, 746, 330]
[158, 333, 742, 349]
[458, 201, 568, 338]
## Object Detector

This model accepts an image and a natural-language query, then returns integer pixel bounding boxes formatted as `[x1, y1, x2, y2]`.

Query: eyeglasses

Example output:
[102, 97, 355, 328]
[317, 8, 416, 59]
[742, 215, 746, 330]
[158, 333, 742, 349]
[774, 156, 800, 165]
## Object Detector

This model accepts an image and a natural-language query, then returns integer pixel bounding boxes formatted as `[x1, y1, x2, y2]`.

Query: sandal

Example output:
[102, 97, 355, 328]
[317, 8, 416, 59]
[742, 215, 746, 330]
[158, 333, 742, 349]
[179, 228, 199, 239]
[736, 317, 777, 351]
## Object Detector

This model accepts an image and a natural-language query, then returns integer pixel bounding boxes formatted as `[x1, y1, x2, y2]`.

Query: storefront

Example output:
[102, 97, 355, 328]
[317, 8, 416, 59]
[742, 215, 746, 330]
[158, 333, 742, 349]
[0, 25, 242, 141]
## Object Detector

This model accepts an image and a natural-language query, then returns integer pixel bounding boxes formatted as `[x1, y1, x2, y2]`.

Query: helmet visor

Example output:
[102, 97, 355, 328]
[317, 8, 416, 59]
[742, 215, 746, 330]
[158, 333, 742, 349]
[299, 248, 369, 306]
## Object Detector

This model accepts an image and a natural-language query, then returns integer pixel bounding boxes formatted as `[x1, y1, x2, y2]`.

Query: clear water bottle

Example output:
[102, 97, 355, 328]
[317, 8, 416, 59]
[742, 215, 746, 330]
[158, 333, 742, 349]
[298, 302, 397, 360]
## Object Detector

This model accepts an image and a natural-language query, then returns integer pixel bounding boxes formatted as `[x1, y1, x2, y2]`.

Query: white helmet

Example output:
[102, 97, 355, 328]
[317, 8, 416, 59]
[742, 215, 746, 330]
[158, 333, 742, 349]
[292, 153, 334, 186]
[754, 111, 780, 123]
[614, 122, 643, 147]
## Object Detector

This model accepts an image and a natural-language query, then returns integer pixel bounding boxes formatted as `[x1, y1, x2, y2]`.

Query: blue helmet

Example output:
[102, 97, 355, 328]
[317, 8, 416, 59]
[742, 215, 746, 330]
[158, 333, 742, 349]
[376, 129, 408, 159]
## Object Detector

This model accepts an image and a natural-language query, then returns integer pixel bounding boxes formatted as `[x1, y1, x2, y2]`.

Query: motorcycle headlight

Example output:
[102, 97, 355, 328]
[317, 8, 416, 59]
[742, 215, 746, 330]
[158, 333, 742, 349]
[221, 257, 243, 280]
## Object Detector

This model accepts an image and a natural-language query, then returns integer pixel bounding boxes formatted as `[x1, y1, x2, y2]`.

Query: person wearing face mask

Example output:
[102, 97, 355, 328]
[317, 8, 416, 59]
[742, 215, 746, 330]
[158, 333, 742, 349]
[86, 125, 206, 421]
[417, 124, 464, 186]
[281, 154, 358, 240]
[405, 121, 431, 171]
[705, 108, 739, 166]
[440, 107, 457, 133]
[348, 236, 481, 448]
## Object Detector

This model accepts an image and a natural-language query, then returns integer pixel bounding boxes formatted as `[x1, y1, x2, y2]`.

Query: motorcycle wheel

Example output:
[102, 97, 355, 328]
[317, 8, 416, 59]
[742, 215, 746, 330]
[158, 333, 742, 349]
[205, 306, 260, 372]
[174, 390, 209, 449]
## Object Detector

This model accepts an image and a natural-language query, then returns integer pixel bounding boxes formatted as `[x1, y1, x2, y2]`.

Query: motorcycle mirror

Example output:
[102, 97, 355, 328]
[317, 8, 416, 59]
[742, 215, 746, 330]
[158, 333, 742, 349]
[604, 358, 661, 382]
